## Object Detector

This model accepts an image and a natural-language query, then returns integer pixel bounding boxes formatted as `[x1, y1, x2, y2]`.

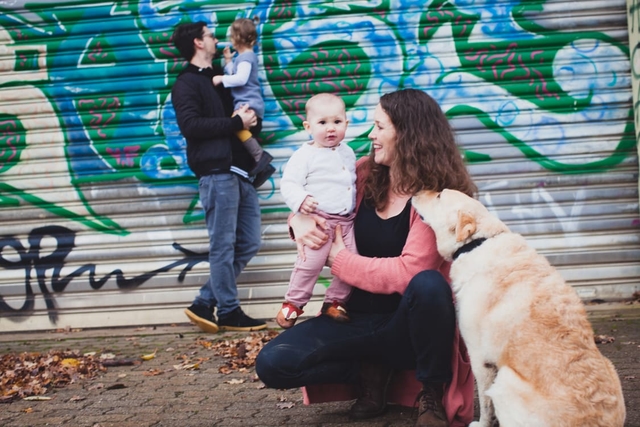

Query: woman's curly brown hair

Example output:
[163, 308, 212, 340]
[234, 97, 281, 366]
[363, 89, 477, 210]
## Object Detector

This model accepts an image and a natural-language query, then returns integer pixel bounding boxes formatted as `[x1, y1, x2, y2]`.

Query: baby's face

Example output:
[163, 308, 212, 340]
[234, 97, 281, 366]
[303, 100, 348, 148]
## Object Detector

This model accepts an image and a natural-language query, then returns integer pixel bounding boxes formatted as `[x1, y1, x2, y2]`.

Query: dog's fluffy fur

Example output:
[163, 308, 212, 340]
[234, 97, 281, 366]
[412, 189, 625, 427]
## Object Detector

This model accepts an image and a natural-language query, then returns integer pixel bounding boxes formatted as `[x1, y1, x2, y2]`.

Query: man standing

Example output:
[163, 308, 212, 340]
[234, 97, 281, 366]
[171, 21, 266, 332]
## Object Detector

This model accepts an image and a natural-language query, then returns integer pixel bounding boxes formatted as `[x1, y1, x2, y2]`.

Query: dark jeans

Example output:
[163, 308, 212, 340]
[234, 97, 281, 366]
[193, 173, 261, 318]
[256, 270, 455, 388]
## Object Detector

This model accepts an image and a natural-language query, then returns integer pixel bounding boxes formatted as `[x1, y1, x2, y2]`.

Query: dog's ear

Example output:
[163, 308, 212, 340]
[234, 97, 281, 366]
[456, 211, 477, 242]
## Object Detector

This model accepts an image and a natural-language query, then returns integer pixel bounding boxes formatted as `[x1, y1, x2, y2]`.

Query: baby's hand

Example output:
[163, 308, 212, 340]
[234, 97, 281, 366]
[223, 46, 233, 62]
[299, 196, 318, 215]
[212, 75, 223, 86]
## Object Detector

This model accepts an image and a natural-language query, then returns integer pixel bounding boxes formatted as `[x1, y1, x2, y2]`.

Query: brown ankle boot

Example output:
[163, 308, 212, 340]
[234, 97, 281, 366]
[415, 383, 448, 427]
[349, 363, 393, 420]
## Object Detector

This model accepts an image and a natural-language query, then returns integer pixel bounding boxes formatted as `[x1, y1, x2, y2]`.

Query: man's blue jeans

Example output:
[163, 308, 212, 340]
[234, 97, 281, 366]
[193, 173, 261, 318]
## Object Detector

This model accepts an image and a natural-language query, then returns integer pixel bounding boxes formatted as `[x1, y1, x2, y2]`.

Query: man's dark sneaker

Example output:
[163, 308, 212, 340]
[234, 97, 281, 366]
[218, 307, 267, 331]
[184, 304, 219, 334]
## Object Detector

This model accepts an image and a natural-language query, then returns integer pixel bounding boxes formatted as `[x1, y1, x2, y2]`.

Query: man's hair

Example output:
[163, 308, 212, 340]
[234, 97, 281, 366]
[230, 18, 258, 48]
[172, 21, 207, 61]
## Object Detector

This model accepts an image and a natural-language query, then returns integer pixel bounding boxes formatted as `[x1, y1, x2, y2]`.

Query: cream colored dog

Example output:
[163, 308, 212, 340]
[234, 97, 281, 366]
[412, 189, 625, 427]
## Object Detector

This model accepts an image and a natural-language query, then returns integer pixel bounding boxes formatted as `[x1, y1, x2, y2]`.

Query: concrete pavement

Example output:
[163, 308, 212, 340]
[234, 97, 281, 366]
[0, 303, 639, 427]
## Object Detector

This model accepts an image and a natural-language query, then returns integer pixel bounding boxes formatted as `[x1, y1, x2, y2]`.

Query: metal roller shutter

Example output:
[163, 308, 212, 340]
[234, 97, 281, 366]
[0, 0, 637, 332]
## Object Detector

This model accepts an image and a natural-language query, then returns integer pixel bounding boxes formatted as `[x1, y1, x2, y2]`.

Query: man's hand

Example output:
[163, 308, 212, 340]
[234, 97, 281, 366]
[212, 75, 224, 86]
[299, 195, 318, 215]
[235, 104, 257, 129]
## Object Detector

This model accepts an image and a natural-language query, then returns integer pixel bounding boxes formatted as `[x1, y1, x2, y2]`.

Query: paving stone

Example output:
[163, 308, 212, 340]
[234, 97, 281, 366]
[105, 405, 165, 415]
[73, 413, 133, 423]
[0, 308, 638, 426]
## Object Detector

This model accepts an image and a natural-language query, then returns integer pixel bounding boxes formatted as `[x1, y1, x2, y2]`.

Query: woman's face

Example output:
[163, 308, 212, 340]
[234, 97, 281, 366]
[368, 103, 397, 166]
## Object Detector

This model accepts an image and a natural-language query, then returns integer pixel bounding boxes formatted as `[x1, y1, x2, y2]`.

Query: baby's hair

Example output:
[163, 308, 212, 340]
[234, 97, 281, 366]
[230, 17, 259, 47]
[305, 93, 346, 116]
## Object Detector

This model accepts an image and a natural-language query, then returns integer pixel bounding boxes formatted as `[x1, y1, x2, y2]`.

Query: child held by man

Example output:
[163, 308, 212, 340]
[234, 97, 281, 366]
[277, 93, 357, 329]
[213, 17, 274, 187]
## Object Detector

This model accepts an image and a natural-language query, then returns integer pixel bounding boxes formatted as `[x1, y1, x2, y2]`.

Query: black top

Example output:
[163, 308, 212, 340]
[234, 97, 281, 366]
[171, 64, 252, 177]
[347, 198, 412, 314]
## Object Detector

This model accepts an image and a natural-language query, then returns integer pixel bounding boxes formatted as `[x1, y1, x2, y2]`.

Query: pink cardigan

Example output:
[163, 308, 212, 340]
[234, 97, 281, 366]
[301, 157, 475, 427]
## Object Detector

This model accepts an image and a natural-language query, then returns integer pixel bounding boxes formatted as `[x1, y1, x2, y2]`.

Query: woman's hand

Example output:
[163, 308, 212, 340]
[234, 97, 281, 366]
[327, 224, 346, 267]
[290, 213, 328, 261]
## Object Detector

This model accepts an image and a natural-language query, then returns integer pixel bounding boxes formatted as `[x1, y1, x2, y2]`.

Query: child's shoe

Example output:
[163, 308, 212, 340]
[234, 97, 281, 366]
[321, 301, 350, 323]
[251, 163, 276, 188]
[276, 302, 304, 329]
[249, 151, 274, 177]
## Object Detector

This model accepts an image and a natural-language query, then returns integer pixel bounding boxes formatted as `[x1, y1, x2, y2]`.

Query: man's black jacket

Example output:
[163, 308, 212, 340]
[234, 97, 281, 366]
[171, 63, 254, 177]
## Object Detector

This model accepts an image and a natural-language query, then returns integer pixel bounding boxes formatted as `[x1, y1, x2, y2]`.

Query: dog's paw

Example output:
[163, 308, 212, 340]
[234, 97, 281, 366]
[469, 422, 481, 427]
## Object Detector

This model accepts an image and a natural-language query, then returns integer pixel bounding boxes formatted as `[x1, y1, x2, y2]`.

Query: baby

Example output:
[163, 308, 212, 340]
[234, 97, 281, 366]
[277, 93, 357, 328]
[213, 17, 274, 187]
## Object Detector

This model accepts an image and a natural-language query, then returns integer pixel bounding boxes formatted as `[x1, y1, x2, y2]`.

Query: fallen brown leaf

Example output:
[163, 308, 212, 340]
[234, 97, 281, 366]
[173, 363, 200, 371]
[594, 334, 615, 344]
[87, 383, 104, 390]
[205, 331, 280, 374]
[23, 396, 52, 401]
[276, 402, 295, 409]
[0, 350, 106, 400]
[60, 358, 80, 368]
